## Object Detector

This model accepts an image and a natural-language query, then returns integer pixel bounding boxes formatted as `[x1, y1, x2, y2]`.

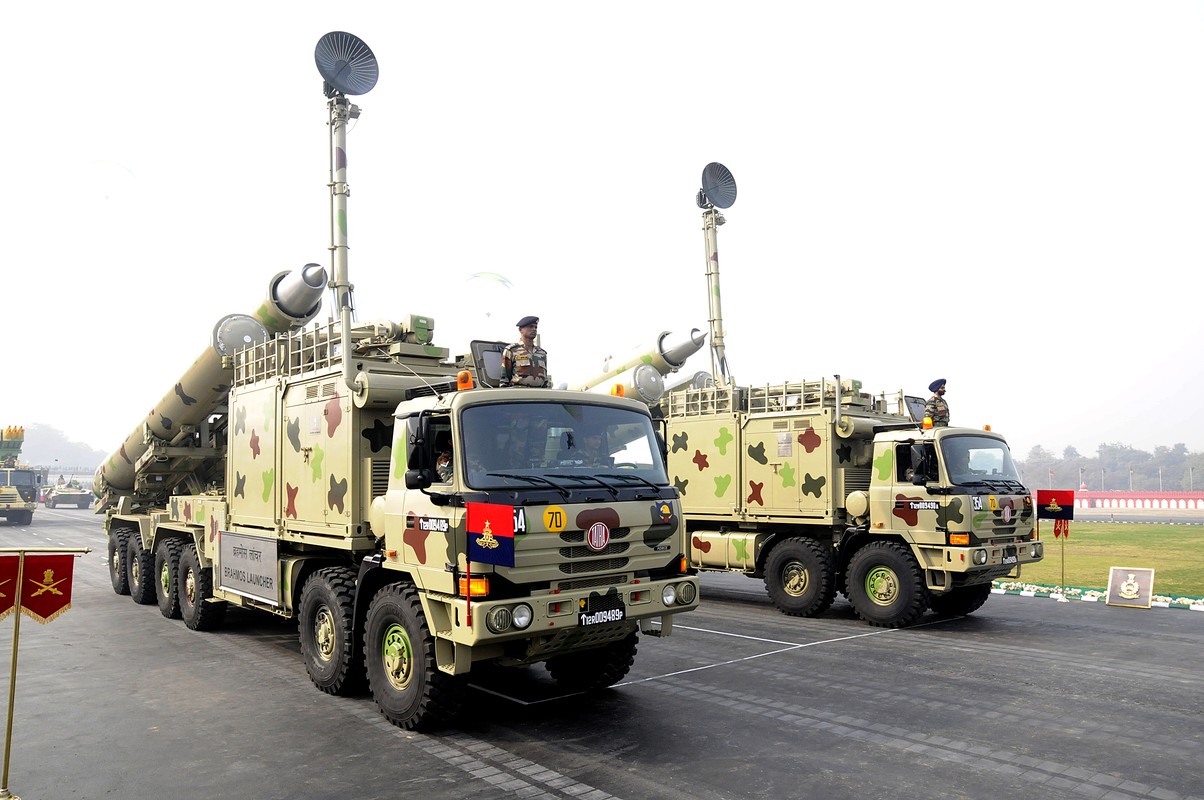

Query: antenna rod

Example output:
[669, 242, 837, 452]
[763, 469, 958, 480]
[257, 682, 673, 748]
[328, 95, 359, 392]
[702, 207, 732, 387]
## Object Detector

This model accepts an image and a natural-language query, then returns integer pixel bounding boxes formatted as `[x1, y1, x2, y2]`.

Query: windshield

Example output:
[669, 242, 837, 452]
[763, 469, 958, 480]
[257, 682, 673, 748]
[460, 401, 668, 490]
[1, 469, 38, 487]
[940, 435, 1023, 487]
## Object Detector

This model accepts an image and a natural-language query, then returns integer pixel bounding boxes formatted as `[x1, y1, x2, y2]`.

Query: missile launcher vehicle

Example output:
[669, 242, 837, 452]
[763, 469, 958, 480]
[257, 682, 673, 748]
[97, 32, 698, 731]
[648, 164, 1043, 628]
[1, 427, 47, 525]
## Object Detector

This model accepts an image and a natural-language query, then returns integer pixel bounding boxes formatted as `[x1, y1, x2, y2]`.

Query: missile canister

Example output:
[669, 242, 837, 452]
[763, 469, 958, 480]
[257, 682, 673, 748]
[574, 329, 706, 394]
[94, 264, 328, 497]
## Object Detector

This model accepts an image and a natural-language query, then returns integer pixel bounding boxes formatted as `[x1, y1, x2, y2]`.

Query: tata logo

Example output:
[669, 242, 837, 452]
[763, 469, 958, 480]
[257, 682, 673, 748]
[586, 522, 611, 552]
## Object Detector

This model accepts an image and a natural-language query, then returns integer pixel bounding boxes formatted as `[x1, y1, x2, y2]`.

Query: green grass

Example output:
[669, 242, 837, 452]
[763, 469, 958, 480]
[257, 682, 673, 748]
[1009, 522, 1204, 600]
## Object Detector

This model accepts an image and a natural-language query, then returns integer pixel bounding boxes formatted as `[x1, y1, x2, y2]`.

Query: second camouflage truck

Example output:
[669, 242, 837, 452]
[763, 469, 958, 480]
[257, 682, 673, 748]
[579, 163, 1042, 628]
[93, 32, 698, 731]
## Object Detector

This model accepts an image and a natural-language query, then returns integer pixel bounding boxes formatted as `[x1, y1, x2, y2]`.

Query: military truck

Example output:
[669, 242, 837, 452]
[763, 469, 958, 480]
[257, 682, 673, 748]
[95, 32, 698, 731]
[585, 164, 1042, 628]
[1, 427, 47, 525]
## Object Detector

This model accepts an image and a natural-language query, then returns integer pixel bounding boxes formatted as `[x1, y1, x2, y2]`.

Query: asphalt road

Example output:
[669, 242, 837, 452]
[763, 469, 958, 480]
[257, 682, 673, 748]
[3, 509, 1201, 800]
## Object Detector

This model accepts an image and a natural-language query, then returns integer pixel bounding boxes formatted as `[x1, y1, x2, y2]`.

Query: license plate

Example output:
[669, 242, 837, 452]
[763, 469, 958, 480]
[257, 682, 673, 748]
[1002, 546, 1018, 565]
[579, 600, 626, 626]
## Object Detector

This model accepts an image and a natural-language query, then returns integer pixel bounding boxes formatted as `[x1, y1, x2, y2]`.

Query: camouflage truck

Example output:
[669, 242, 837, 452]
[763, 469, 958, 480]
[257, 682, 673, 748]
[94, 32, 698, 731]
[585, 163, 1042, 628]
[1, 426, 47, 525]
[661, 378, 1041, 627]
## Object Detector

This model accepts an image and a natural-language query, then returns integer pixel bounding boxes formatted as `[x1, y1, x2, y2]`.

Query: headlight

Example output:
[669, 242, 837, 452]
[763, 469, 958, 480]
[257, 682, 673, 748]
[974, 549, 988, 566]
[1030, 543, 1041, 558]
[677, 581, 697, 605]
[485, 606, 513, 633]
[661, 584, 678, 606]
[511, 603, 533, 629]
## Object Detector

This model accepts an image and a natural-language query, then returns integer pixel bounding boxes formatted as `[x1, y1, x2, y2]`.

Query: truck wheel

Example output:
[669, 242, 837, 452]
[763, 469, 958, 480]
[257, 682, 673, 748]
[763, 538, 836, 617]
[929, 583, 993, 617]
[545, 631, 639, 691]
[108, 530, 131, 595]
[154, 539, 184, 619]
[364, 583, 463, 730]
[845, 541, 928, 628]
[179, 544, 227, 632]
[127, 536, 157, 605]
[300, 567, 364, 696]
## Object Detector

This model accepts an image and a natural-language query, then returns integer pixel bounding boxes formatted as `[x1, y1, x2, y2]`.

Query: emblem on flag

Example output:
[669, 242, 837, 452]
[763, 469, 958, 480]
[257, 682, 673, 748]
[466, 502, 516, 567]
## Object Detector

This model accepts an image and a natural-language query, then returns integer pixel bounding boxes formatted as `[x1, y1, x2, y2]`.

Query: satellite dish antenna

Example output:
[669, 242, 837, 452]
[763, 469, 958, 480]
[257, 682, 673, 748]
[212, 314, 269, 357]
[697, 162, 737, 209]
[315, 31, 379, 97]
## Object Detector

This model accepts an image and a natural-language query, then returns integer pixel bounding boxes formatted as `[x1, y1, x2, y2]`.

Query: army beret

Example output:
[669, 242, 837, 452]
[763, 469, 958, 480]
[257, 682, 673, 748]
[928, 378, 946, 393]
[516, 315, 539, 328]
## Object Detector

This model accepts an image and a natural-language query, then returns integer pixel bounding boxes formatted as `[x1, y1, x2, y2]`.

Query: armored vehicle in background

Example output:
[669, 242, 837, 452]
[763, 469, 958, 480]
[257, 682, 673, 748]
[96, 32, 698, 731]
[45, 479, 92, 509]
[1, 427, 47, 525]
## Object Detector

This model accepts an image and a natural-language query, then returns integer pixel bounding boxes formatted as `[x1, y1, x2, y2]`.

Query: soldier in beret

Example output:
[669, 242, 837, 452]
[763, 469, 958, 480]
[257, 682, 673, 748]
[501, 316, 550, 387]
[923, 378, 949, 427]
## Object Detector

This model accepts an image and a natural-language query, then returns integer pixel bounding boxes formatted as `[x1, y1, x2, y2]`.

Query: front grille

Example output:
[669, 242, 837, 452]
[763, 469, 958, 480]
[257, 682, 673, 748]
[560, 557, 629, 574]
[559, 527, 631, 544]
[559, 542, 630, 558]
[555, 574, 628, 591]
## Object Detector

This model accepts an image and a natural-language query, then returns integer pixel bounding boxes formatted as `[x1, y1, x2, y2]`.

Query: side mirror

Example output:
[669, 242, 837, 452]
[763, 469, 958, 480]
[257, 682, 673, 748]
[405, 468, 433, 491]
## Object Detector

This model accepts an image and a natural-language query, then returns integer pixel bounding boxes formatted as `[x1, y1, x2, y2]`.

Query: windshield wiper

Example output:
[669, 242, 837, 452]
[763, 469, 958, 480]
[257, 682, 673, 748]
[485, 472, 571, 499]
[594, 472, 661, 491]
[556, 474, 619, 498]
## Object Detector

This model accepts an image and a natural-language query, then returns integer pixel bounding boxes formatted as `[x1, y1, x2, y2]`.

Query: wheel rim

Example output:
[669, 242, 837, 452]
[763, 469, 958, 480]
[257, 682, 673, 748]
[781, 560, 810, 597]
[131, 556, 141, 587]
[314, 607, 336, 662]
[381, 622, 414, 691]
[160, 561, 172, 594]
[111, 550, 121, 575]
[184, 568, 196, 606]
[864, 565, 900, 606]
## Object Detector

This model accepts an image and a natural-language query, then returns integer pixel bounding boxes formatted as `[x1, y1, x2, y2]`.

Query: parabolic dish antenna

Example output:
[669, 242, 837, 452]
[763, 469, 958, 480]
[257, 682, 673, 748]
[699, 162, 737, 209]
[315, 31, 379, 96]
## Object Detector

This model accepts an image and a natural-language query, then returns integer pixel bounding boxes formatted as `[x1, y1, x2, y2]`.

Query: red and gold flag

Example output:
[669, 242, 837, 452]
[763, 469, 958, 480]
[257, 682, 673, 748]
[20, 554, 75, 624]
[0, 556, 18, 621]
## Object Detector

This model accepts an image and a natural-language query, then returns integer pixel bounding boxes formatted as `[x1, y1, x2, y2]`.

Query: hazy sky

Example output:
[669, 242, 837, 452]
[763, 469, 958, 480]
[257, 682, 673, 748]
[5, 1, 1202, 462]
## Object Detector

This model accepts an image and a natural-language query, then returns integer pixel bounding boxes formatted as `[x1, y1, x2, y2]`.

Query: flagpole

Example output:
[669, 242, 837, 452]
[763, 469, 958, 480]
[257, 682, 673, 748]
[1, 553, 26, 800]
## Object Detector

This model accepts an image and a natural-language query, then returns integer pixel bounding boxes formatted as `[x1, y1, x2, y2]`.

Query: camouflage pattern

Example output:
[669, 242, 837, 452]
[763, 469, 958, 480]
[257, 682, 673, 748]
[662, 377, 1041, 627]
[500, 342, 549, 387]
[923, 394, 950, 427]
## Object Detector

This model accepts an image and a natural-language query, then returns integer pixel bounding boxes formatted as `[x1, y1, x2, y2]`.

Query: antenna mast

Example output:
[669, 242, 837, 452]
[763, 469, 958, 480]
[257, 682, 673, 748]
[314, 31, 379, 392]
[696, 162, 737, 388]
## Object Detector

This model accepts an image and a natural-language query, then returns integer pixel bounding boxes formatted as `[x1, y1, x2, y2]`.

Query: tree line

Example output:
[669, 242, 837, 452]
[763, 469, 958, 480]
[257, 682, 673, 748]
[1017, 442, 1204, 492]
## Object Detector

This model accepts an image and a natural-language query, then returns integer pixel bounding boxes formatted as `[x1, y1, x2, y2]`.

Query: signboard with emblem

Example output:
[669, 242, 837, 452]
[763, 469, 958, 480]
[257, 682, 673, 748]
[1105, 566, 1155, 609]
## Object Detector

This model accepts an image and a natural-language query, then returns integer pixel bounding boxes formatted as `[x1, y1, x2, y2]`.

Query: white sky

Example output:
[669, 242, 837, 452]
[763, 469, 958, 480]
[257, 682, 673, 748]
[4, 1, 1203, 461]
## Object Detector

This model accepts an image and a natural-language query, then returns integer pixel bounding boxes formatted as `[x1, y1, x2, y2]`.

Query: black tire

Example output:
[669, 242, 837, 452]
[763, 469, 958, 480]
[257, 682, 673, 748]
[154, 539, 184, 619]
[178, 544, 227, 632]
[545, 632, 639, 691]
[364, 584, 464, 730]
[763, 538, 836, 617]
[107, 529, 131, 596]
[929, 583, 993, 617]
[299, 567, 364, 695]
[127, 535, 157, 605]
[845, 540, 929, 628]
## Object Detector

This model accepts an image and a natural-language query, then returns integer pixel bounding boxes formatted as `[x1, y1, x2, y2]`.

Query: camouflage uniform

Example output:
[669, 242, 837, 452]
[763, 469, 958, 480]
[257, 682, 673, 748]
[924, 394, 950, 427]
[501, 341, 550, 387]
